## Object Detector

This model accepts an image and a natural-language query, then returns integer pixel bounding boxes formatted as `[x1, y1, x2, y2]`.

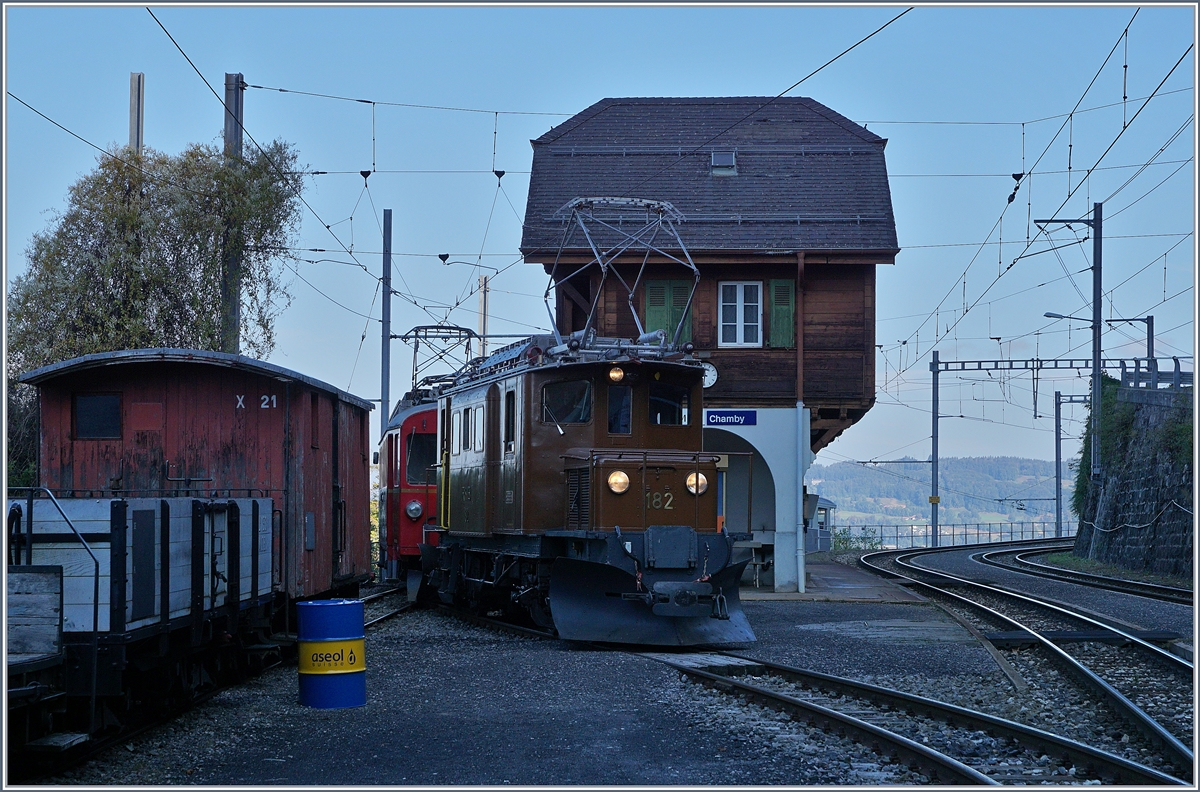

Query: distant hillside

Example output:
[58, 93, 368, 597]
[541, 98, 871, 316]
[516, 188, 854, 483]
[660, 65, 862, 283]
[806, 456, 1073, 526]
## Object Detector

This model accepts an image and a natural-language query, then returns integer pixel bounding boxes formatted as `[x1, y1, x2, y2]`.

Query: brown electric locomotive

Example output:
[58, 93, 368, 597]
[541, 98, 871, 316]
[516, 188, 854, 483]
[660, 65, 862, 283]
[422, 330, 755, 646]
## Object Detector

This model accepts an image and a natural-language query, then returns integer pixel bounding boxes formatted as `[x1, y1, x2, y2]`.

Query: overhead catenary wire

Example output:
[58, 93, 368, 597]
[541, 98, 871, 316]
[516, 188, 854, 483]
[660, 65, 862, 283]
[7, 92, 218, 200]
[859, 86, 1192, 126]
[890, 10, 1148, 368]
[610, 7, 913, 200]
[245, 82, 570, 116]
[895, 37, 1194, 376]
[815, 447, 1062, 509]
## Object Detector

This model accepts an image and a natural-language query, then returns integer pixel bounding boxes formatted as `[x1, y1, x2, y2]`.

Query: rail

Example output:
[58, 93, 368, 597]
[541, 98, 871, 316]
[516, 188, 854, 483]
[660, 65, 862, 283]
[978, 547, 1193, 605]
[716, 654, 1185, 785]
[861, 546, 1194, 774]
[8, 487, 100, 736]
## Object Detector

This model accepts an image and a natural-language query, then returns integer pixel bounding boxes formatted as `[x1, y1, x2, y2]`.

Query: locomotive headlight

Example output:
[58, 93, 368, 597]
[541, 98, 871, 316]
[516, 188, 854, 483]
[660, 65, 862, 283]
[608, 366, 625, 383]
[607, 470, 630, 494]
[405, 500, 423, 520]
[686, 472, 708, 495]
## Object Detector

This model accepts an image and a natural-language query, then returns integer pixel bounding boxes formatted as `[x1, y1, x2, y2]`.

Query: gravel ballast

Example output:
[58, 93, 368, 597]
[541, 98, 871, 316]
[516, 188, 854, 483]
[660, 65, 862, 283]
[48, 599, 1025, 786]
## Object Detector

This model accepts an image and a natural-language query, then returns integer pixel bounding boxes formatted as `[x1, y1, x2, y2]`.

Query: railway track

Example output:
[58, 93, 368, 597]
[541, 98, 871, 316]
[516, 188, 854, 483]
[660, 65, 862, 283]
[430, 601, 1190, 785]
[975, 545, 1194, 605]
[361, 585, 414, 628]
[645, 651, 1185, 785]
[861, 545, 1193, 782]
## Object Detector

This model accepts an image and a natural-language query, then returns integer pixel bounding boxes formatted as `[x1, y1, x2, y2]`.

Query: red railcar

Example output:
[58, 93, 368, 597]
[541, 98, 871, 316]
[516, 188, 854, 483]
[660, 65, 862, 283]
[378, 392, 439, 582]
[20, 348, 375, 599]
[8, 348, 375, 764]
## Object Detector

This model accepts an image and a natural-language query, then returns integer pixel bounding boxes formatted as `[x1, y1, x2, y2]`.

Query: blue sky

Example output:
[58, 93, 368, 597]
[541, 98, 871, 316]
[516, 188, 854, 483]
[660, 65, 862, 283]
[4, 4, 1196, 467]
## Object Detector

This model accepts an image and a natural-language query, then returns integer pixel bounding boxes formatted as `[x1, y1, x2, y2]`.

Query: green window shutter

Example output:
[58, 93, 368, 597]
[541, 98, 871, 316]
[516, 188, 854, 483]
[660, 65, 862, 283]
[646, 280, 693, 344]
[645, 281, 670, 337]
[669, 280, 693, 345]
[769, 279, 795, 348]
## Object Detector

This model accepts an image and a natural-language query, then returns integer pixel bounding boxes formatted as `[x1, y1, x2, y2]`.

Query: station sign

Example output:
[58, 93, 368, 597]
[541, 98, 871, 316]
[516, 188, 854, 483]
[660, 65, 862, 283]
[705, 409, 757, 426]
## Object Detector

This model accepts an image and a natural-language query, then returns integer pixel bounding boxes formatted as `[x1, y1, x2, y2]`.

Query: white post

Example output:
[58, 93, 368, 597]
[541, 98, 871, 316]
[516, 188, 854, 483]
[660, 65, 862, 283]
[795, 401, 809, 593]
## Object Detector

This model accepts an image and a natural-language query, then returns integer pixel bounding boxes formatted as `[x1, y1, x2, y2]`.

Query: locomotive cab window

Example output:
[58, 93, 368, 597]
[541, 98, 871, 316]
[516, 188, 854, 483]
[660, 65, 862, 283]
[451, 411, 462, 455]
[649, 382, 689, 426]
[406, 431, 437, 485]
[461, 408, 472, 451]
[74, 393, 121, 439]
[608, 385, 632, 434]
[542, 380, 592, 425]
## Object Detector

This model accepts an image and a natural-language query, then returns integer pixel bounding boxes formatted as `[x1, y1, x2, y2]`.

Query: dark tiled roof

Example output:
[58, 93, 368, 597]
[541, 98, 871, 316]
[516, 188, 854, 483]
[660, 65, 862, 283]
[521, 97, 898, 258]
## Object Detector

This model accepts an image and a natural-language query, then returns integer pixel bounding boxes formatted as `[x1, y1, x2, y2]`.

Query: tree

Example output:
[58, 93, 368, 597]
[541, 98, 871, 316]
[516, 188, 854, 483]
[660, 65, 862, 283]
[6, 140, 306, 486]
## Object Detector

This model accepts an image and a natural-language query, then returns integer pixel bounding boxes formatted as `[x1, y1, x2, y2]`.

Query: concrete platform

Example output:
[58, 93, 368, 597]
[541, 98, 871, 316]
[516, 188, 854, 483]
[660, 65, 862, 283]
[741, 562, 925, 603]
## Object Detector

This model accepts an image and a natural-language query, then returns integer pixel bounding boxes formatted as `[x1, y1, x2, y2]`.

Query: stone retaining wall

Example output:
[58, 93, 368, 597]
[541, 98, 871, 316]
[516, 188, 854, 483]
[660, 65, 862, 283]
[1074, 389, 1193, 578]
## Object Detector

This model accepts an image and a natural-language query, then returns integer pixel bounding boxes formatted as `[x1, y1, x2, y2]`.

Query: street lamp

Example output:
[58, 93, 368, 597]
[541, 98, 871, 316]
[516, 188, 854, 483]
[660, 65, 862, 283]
[440, 255, 499, 357]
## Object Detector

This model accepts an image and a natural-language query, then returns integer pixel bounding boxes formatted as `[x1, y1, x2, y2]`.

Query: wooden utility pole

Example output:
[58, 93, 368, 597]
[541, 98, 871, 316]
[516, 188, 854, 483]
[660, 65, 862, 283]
[221, 72, 246, 354]
[479, 274, 490, 358]
[129, 73, 144, 153]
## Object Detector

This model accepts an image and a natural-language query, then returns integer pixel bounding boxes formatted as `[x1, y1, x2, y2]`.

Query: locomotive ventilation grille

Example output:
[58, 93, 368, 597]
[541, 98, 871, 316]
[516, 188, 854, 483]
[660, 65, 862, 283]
[567, 468, 591, 530]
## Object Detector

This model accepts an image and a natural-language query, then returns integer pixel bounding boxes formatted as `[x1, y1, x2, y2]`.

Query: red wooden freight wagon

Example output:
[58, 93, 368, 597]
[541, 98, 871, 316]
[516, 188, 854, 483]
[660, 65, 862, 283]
[19, 348, 375, 600]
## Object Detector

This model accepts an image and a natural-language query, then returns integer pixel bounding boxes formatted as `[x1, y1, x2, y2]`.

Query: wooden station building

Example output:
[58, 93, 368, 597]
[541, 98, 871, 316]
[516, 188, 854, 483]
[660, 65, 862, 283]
[520, 97, 899, 591]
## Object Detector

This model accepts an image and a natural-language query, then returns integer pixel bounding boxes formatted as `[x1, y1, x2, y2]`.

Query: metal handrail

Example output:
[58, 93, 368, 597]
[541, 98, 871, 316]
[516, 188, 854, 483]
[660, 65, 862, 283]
[8, 486, 101, 736]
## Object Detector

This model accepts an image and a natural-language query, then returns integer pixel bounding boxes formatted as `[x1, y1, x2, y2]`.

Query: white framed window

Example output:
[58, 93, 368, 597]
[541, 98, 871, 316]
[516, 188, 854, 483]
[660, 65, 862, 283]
[719, 281, 762, 347]
[474, 407, 484, 452]
[451, 411, 462, 456]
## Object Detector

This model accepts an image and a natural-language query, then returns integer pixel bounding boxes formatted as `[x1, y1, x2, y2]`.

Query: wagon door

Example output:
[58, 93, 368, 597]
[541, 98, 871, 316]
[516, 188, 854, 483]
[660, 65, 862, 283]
[484, 385, 501, 530]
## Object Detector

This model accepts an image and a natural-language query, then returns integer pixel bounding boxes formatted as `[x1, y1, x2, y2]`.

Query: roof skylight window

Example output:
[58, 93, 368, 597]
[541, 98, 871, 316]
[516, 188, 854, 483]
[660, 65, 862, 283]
[711, 150, 737, 176]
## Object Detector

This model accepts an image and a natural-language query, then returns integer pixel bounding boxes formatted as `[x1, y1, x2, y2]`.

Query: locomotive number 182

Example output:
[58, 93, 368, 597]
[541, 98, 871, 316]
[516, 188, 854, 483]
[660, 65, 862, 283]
[646, 490, 674, 510]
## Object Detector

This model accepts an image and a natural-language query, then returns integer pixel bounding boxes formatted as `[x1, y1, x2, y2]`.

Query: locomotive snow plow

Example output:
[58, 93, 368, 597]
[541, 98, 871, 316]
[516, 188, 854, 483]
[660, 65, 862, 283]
[549, 556, 755, 646]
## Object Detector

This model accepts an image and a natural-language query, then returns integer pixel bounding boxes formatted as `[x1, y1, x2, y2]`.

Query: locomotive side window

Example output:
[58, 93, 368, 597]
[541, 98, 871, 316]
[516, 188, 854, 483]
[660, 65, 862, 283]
[74, 393, 121, 439]
[473, 407, 484, 452]
[542, 380, 592, 425]
[608, 385, 632, 434]
[503, 390, 516, 453]
[451, 411, 462, 455]
[461, 408, 471, 451]
[649, 382, 690, 426]
[406, 431, 437, 485]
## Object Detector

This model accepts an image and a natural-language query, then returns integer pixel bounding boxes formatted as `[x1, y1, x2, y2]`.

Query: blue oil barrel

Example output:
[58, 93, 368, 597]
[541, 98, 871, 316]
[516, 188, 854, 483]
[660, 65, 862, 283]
[296, 599, 366, 708]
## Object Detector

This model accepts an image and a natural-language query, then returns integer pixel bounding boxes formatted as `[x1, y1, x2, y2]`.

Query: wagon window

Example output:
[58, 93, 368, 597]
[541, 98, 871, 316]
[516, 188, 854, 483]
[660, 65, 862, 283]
[504, 390, 516, 453]
[406, 431, 437, 485]
[608, 385, 632, 434]
[75, 393, 121, 439]
[542, 380, 592, 425]
[649, 383, 689, 426]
